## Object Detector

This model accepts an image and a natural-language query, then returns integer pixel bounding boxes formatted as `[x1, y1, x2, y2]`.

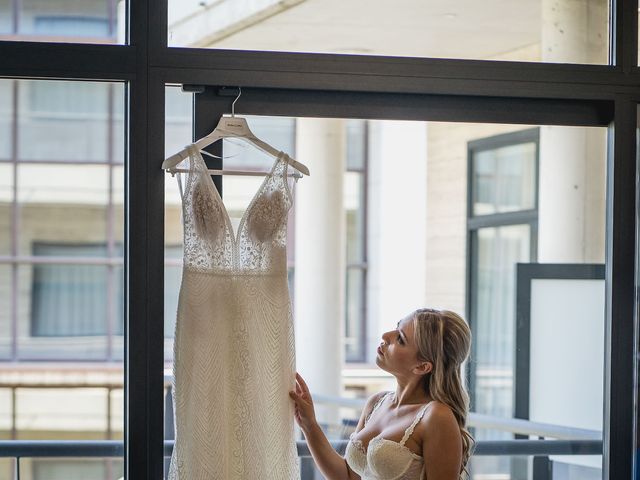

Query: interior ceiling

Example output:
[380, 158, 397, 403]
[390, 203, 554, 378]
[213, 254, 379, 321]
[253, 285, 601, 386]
[171, 0, 541, 60]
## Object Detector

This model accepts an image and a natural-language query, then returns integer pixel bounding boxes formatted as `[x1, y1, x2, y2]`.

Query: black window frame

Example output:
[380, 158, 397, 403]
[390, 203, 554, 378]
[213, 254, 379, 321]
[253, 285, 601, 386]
[0, 1, 637, 479]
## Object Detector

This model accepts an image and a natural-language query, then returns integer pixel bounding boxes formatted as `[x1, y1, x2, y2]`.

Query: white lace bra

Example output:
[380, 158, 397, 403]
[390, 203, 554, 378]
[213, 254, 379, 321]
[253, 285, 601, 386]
[345, 392, 430, 480]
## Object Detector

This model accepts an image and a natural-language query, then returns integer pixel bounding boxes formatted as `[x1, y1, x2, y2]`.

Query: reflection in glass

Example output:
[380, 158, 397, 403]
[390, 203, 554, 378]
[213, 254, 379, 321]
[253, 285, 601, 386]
[112, 84, 125, 164]
[165, 245, 182, 340]
[31, 458, 124, 479]
[168, 0, 608, 64]
[31, 250, 111, 337]
[473, 225, 530, 474]
[165, 86, 193, 157]
[345, 268, 364, 362]
[0, 266, 11, 359]
[222, 116, 296, 170]
[164, 86, 191, 364]
[0, 80, 12, 159]
[17, 264, 108, 360]
[346, 120, 366, 170]
[16, 388, 108, 437]
[18, 0, 118, 43]
[345, 171, 364, 264]
[2, 78, 125, 479]
[0, 0, 10, 33]
[17, 164, 110, 256]
[18, 80, 111, 162]
[0, 163, 12, 255]
[473, 142, 536, 216]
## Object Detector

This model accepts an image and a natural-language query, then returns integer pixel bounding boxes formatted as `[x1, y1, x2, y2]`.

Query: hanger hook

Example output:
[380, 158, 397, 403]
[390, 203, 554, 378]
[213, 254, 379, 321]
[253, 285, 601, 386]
[231, 87, 242, 117]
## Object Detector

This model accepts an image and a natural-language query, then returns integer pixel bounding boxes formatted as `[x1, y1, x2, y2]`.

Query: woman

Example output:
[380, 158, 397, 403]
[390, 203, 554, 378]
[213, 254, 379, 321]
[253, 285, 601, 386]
[289, 308, 473, 480]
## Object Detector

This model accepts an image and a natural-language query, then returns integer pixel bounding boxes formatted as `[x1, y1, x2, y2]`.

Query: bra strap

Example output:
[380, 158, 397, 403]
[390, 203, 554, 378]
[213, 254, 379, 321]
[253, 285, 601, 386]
[364, 391, 392, 426]
[400, 402, 431, 446]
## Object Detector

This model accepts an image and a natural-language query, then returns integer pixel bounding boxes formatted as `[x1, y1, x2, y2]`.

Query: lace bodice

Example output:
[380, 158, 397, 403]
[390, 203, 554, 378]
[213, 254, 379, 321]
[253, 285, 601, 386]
[345, 392, 430, 480]
[180, 144, 293, 274]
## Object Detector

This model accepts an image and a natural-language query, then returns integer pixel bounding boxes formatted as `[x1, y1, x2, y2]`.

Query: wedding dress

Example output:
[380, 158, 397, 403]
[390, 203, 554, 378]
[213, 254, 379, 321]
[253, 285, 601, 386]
[168, 144, 299, 479]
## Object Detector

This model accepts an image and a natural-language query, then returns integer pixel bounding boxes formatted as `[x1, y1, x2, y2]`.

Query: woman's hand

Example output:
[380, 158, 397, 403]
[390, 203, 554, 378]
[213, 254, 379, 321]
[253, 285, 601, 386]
[289, 372, 318, 434]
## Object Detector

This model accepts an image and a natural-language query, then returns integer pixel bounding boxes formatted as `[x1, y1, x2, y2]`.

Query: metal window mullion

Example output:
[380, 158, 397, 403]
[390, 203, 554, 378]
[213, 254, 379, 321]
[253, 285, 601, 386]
[602, 96, 636, 480]
[126, 0, 167, 474]
[610, 0, 638, 72]
[126, 74, 166, 480]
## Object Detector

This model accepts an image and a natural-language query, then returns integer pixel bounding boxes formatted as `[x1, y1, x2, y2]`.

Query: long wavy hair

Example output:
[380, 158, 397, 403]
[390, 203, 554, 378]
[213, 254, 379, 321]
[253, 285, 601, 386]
[412, 308, 474, 478]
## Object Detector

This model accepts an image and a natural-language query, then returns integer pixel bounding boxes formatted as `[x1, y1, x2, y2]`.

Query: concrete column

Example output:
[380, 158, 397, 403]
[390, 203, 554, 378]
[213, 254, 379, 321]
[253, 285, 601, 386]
[541, 0, 608, 64]
[294, 118, 345, 425]
[366, 121, 427, 361]
[538, 0, 607, 262]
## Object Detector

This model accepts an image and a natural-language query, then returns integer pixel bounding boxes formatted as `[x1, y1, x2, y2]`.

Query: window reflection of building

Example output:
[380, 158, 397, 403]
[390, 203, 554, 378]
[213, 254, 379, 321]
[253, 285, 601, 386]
[0, 77, 125, 479]
[467, 129, 539, 476]
[0, 0, 118, 43]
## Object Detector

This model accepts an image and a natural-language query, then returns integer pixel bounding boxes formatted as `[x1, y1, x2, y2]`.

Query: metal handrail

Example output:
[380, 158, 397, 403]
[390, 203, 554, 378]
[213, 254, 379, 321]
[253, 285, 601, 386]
[313, 394, 602, 440]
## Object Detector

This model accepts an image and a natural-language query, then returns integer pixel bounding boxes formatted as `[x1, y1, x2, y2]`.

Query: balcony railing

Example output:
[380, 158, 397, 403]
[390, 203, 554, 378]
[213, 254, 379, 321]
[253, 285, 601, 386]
[0, 438, 603, 479]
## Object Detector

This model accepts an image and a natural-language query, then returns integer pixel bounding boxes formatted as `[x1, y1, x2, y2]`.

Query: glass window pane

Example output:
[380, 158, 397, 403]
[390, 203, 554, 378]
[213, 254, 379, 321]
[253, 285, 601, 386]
[4, 79, 125, 474]
[346, 120, 366, 170]
[112, 84, 125, 164]
[0, 163, 11, 255]
[17, 164, 109, 256]
[17, 263, 109, 359]
[13, 0, 122, 44]
[222, 116, 295, 170]
[345, 171, 364, 264]
[164, 86, 191, 362]
[472, 224, 531, 476]
[0, 80, 12, 159]
[0, 265, 11, 359]
[165, 86, 193, 157]
[428, 122, 606, 479]
[168, 0, 609, 64]
[472, 141, 537, 216]
[16, 388, 108, 436]
[345, 267, 364, 362]
[31, 458, 122, 479]
[0, 0, 10, 34]
[18, 80, 111, 163]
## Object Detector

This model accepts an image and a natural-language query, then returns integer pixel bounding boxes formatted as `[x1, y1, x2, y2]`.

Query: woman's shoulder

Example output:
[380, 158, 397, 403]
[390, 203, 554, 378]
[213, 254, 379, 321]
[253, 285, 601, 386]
[421, 401, 459, 433]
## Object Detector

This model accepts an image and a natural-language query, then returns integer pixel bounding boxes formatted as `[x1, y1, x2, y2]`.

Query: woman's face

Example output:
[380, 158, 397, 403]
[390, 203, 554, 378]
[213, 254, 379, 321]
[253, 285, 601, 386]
[376, 315, 423, 376]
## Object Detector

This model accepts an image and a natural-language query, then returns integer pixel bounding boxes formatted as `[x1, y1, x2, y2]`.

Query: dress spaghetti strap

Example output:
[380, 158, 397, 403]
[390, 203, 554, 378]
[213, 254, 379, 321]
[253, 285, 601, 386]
[364, 391, 393, 426]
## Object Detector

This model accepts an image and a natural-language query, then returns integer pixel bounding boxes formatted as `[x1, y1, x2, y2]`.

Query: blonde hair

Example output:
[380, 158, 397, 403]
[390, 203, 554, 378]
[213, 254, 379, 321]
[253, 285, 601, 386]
[412, 308, 474, 478]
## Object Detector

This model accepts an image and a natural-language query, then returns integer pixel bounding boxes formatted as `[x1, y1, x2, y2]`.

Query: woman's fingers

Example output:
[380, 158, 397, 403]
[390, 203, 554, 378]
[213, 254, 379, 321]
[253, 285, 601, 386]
[296, 372, 310, 394]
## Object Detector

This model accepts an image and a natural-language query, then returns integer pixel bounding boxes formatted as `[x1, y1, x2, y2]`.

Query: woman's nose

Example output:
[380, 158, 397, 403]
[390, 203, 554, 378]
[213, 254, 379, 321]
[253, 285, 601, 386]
[381, 330, 392, 343]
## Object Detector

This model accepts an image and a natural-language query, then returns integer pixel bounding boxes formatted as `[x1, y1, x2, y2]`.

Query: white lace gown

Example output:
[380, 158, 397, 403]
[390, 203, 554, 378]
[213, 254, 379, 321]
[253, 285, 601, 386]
[168, 145, 300, 479]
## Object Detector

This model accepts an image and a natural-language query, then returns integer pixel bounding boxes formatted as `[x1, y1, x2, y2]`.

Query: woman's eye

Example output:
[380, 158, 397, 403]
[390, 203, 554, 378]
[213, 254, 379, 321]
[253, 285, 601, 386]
[397, 334, 404, 345]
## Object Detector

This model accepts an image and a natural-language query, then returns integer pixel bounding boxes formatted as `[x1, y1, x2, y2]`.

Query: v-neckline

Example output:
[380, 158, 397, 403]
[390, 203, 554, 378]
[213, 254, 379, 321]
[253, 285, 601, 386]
[190, 145, 286, 247]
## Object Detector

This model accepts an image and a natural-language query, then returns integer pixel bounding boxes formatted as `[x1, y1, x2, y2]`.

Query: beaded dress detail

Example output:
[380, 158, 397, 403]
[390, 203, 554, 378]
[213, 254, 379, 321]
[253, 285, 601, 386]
[168, 145, 299, 479]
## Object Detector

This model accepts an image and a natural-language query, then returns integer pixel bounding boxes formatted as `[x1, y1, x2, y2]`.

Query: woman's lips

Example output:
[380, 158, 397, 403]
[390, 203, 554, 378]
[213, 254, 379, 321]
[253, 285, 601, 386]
[377, 345, 383, 356]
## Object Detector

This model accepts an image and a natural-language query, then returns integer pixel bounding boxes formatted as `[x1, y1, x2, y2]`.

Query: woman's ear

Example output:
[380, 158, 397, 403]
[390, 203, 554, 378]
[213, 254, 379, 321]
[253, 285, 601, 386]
[413, 361, 432, 376]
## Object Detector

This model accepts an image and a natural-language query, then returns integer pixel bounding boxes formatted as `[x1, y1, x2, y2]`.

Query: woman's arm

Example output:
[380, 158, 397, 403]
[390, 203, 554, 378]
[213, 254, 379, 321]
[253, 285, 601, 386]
[289, 374, 382, 480]
[421, 403, 463, 480]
